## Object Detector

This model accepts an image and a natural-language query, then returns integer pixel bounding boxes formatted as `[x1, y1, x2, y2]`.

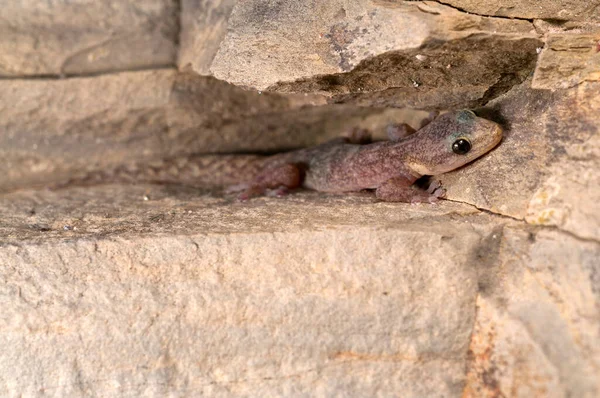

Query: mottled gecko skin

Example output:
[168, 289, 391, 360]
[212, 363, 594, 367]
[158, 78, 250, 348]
[234, 110, 503, 202]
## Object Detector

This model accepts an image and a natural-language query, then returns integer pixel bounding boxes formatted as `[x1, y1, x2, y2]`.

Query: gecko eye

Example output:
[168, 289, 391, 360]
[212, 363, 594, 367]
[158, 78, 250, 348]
[452, 138, 471, 155]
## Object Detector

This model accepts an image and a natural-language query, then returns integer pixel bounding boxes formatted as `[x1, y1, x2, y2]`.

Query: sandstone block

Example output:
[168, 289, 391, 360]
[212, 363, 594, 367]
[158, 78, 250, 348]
[0, 0, 179, 76]
[0, 187, 484, 397]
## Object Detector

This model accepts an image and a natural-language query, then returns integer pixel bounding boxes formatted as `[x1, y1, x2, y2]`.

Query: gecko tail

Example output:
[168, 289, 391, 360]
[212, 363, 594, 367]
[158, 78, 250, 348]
[54, 154, 267, 190]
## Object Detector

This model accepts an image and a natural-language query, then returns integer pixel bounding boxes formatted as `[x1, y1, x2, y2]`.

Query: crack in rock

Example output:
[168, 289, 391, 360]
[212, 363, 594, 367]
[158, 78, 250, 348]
[445, 198, 600, 245]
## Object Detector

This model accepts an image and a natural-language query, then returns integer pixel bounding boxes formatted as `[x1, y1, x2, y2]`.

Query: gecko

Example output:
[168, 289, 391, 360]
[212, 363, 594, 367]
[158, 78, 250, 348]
[66, 110, 502, 203]
[227, 109, 503, 202]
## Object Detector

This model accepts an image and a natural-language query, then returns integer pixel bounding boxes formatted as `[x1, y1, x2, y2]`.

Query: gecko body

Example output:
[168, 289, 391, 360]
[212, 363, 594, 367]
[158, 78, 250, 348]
[234, 110, 502, 202]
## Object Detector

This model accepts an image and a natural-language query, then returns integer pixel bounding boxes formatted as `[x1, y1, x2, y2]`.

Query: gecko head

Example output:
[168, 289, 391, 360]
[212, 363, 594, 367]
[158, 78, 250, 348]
[406, 110, 503, 175]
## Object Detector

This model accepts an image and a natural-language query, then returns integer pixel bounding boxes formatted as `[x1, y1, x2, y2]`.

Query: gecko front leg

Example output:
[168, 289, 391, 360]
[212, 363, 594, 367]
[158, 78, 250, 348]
[375, 176, 446, 203]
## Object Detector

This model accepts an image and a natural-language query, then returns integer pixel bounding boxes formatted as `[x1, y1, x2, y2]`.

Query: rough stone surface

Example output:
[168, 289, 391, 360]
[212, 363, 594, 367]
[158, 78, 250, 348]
[180, 0, 540, 108]
[0, 69, 174, 191]
[179, 0, 237, 73]
[0, 69, 423, 192]
[0, 186, 483, 397]
[532, 31, 600, 90]
[0, 0, 179, 77]
[464, 227, 600, 397]
[0, 186, 598, 396]
[440, 80, 600, 240]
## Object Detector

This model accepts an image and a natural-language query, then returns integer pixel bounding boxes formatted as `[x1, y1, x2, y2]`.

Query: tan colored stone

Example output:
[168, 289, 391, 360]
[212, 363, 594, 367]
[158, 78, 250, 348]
[0, 70, 175, 192]
[0, 2, 598, 397]
[464, 227, 600, 397]
[532, 32, 600, 90]
[0, 69, 174, 191]
[180, 0, 540, 108]
[0, 185, 485, 397]
[0, 0, 179, 76]
[533, 20, 600, 35]
[525, 125, 600, 241]
[179, 0, 237, 74]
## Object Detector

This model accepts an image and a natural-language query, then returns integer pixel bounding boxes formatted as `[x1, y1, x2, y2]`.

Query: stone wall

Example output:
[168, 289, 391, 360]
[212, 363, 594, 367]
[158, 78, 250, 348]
[0, 1, 598, 396]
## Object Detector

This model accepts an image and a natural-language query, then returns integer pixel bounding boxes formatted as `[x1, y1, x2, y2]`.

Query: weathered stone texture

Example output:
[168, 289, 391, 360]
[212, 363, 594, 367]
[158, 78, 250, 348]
[464, 227, 600, 397]
[0, 187, 483, 397]
[0, 69, 174, 191]
[0, 0, 179, 77]
[270, 35, 541, 110]
[532, 32, 600, 90]
[179, 0, 237, 74]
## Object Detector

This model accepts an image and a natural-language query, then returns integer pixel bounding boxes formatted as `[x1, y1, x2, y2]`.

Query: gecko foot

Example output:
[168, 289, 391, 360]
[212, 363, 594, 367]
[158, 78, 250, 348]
[237, 186, 264, 202]
[376, 176, 446, 203]
[426, 180, 446, 201]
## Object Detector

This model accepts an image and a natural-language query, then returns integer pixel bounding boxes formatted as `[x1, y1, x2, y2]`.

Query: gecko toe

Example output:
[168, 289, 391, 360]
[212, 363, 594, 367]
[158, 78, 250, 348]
[426, 180, 442, 194]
